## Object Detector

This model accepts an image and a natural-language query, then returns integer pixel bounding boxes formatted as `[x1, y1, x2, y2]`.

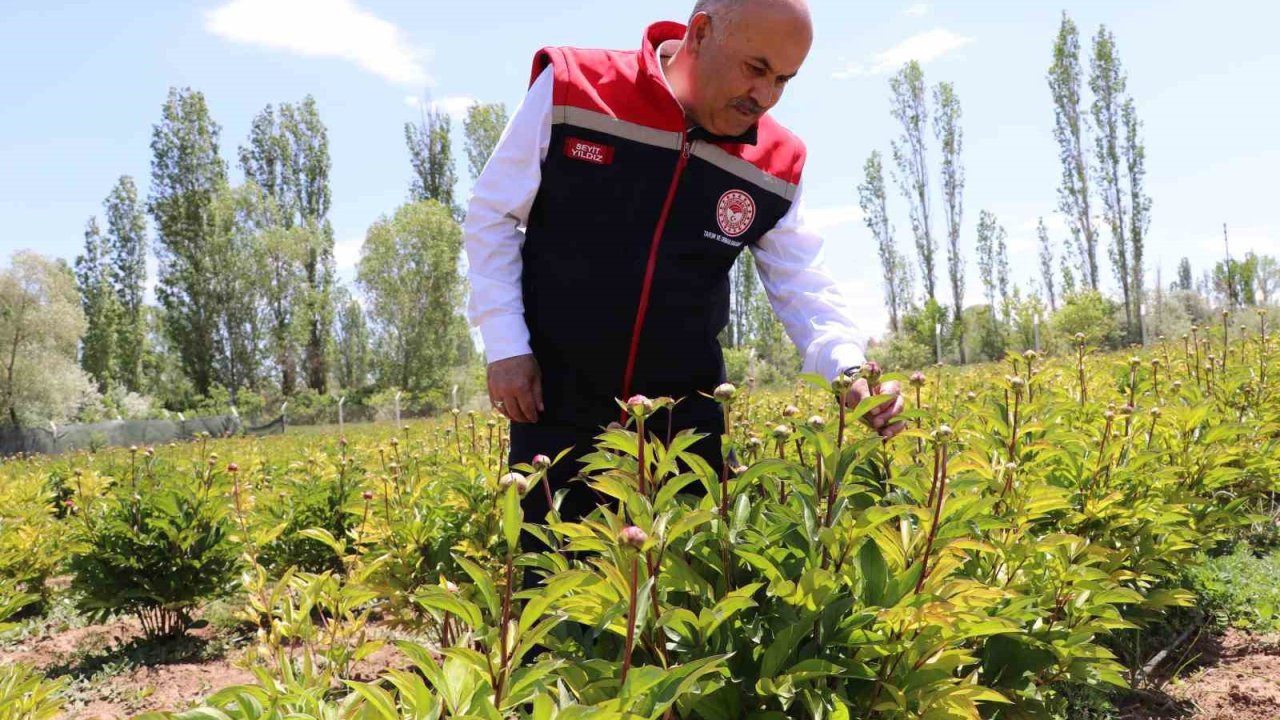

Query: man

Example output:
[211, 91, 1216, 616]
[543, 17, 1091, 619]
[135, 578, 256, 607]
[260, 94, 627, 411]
[464, 0, 905, 522]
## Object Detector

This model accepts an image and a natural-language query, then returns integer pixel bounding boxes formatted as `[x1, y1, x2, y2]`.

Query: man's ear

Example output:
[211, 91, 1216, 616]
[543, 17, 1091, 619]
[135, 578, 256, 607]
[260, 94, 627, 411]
[686, 12, 713, 55]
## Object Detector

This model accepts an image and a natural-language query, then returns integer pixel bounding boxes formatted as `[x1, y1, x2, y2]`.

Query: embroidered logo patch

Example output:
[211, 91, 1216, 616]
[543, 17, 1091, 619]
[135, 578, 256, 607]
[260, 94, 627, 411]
[564, 137, 613, 165]
[716, 189, 756, 238]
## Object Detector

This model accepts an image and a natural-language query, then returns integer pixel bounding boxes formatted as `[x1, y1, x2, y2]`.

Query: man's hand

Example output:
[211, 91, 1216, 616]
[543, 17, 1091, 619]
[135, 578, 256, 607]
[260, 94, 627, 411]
[488, 354, 544, 423]
[845, 377, 907, 439]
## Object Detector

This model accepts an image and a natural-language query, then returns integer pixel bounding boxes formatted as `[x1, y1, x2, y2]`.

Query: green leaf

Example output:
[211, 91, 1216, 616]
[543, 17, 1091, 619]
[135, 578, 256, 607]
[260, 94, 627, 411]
[503, 484, 522, 552]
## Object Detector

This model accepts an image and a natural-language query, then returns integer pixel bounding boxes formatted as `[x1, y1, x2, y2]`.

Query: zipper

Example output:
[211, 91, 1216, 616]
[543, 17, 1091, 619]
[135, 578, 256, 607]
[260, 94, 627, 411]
[619, 134, 694, 421]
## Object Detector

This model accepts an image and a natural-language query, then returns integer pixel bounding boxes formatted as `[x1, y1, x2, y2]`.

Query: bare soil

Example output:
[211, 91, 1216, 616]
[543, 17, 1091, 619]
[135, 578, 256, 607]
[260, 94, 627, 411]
[0, 612, 415, 719]
[1122, 628, 1280, 720]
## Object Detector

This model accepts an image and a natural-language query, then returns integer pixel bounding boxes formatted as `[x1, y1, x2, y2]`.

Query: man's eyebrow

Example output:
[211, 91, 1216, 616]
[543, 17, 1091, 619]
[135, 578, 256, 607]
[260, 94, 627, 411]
[748, 55, 798, 79]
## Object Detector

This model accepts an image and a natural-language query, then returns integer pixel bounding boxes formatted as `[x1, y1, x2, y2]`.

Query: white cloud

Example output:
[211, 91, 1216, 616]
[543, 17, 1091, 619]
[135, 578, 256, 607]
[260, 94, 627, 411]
[804, 204, 863, 232]
[833, 28, 974, 79]
[904, 3, 930, 17]
[334, 236, 363, 271]
[405, 95, 478, 120]
[205, 0, 429, 87]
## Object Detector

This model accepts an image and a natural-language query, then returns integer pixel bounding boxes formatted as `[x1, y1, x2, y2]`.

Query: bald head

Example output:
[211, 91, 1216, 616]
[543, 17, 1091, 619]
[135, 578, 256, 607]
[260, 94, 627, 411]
[665, 0, 813, 136]
[690, 0, 812, 30]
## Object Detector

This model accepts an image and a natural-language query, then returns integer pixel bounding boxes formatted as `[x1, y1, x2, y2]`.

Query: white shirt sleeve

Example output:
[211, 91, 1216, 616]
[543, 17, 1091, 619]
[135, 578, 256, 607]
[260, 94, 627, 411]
[750, 179, 868, 381]
[463, 66, 553, 364]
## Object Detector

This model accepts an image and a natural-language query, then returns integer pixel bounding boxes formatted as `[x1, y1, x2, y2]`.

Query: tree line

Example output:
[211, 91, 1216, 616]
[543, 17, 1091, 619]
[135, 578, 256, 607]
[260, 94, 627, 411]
[2, 89, 508, 426]
[856, 11, 1271, 369]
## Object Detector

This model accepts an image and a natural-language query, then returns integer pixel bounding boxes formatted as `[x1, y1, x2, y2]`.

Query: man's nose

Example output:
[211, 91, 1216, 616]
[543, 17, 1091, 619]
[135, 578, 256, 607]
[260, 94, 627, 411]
[749, 79, 779, 111]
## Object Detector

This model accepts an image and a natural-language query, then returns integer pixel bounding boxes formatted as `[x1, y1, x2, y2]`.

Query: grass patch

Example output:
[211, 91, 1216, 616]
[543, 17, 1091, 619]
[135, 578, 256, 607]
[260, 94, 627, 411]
[1184, 544, 1280, 633]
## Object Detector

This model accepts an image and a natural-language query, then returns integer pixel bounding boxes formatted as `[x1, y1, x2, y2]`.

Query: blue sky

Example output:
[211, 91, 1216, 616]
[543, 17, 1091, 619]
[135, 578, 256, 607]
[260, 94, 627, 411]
[2, 0, 1277, 339]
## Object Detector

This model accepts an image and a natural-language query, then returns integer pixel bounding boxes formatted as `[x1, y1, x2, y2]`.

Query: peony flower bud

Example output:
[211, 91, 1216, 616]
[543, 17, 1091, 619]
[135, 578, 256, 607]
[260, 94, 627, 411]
[909, 371, 927, 387]
[860, 361, 882, 385]
[532, 454, 551, 471]
[618, 525, 648, 549]
[499, 472, 525, 490]
[362, 490, 374, 501]
[783, 405, 799, 418]
[832, 374, 854, 393]
[627, 394, 654, 417]
[713, 383, 737, 402]
[807, 415, 826, 430]
[227, 462, 239, 473]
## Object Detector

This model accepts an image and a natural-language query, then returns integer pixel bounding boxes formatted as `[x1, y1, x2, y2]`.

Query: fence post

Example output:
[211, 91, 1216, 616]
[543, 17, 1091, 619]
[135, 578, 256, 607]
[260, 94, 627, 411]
[1034, 312, 1041, 353]
[338, 396, 346, 433]
[395, 391, 402, 428]
[281, 402, 288, 433]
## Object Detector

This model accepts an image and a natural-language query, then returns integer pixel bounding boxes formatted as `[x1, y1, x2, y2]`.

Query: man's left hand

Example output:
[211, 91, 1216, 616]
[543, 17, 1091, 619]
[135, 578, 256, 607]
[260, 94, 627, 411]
[844, 378, 907, 439]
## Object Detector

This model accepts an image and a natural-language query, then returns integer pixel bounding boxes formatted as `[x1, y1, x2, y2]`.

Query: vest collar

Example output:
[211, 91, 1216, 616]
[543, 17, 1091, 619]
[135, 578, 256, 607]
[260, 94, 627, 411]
[641, 20, 759, 146]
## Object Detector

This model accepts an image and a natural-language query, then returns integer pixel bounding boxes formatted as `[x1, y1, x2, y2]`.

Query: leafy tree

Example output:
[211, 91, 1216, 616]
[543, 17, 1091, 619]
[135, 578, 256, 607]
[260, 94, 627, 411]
[205, 183, 277, 398]
[858, 151, 911, 333]
[934, 81, 966, 362]
[406, 108, 458, 215]
[1176, 258, 1193, 291]
[103, 176, 148, 392]
[889, 61, 936, 302]
[1048, 12, 1100, 290]
[148, 87, 228, 398]
[1052, 289, 1122, 349]
[75, 218, 119, 391]
[1090, 26, 1133, 336]
[333, 286, 371, 390]
[0, 252, 94, 425]
[1256, 255, 1279, 305]
[240, 96, 335, 393]
[462, 102, 509, 181]
[1123, 96, 1150, 335]
[1036, 217, 1058, 311]
[358, 201, 467, 395]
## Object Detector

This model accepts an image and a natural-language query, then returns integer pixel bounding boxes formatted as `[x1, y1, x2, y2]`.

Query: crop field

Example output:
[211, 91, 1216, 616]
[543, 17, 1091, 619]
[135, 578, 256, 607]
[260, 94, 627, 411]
[2, 325, 1280, 719]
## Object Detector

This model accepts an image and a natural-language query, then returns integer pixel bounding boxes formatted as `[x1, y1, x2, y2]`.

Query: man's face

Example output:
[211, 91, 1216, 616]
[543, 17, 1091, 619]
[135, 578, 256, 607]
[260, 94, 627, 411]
[684, 3, 813, 137]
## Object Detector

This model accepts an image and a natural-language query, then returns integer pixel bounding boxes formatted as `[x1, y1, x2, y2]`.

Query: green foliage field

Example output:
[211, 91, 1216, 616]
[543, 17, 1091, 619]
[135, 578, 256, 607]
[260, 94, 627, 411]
[2, 321, 1279, 719]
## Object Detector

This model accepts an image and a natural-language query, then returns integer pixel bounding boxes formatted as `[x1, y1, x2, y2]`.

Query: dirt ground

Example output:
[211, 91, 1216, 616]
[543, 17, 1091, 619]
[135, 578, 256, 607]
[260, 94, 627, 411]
[0, 612, 415, 719]
[1122, 628, 1280, 720]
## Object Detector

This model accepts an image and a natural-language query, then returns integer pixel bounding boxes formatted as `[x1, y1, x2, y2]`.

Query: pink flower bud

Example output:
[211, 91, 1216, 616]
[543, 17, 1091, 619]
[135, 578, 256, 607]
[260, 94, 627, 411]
[532, 454, 551, 471]
[618, 525, 648, 549]
[860, 361, 882, 385]
[626, 394, 654, 417]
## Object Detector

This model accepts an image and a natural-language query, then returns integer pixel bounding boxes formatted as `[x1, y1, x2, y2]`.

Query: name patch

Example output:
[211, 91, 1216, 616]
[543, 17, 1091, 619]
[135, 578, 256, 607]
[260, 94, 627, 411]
[564, 137, 614, 165]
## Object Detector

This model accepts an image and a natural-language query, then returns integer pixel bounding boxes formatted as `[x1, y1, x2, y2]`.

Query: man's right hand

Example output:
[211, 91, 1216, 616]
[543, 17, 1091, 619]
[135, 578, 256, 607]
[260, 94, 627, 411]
[487, 354, 544, 423]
